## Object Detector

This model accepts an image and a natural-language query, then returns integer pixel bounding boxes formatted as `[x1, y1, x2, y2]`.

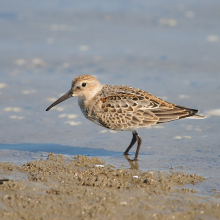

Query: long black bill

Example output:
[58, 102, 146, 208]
[46, 90, 73, 111]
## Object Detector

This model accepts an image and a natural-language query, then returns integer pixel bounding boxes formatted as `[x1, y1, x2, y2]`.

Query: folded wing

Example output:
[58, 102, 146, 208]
[89, 85, 203, 130]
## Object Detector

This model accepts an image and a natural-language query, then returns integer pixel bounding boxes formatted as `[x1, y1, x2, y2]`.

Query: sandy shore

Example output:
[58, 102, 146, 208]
[0, 153, 219, 220]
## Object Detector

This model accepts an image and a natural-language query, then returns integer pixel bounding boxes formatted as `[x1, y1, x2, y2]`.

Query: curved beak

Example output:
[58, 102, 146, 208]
[46, 90, 73, 111]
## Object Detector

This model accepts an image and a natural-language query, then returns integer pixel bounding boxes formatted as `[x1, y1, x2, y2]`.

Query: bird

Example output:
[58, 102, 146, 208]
[46, 74, 205, 160]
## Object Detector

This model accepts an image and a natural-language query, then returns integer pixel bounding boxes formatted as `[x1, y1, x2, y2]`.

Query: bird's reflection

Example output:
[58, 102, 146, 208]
[124, 154, 139, 170]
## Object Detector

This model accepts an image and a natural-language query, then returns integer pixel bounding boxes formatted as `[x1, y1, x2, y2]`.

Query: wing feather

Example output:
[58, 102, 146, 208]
[87, 85, 200, 130]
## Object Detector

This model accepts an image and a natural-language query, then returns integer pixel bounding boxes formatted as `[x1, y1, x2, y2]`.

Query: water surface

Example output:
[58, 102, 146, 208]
[0, 0, 220, 197]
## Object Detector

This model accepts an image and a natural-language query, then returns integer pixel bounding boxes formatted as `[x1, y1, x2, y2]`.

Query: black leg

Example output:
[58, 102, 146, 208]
[124, 131, 137, 155]
[134, 133, 142, 160]
[124, 130, 142, 160]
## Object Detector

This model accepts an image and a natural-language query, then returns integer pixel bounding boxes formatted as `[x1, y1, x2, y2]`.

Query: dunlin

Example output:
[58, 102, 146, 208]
[46, 74, 204, 160]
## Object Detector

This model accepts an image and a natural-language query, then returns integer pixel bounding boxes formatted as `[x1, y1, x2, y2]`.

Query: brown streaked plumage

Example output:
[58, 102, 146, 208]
[46, 74, 205, 160]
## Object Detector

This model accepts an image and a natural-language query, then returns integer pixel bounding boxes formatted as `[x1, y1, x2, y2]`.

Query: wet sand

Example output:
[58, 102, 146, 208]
[0, 153, 219, 220]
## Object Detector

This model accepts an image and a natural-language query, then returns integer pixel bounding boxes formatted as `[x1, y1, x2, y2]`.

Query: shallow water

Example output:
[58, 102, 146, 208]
[1, 0, 220, 199]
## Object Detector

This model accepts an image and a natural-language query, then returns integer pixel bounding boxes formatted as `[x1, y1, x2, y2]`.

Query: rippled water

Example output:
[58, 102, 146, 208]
[0, 0, 220, 195]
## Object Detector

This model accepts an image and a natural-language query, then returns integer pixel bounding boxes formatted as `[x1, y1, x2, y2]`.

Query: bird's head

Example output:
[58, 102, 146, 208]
[46, 74, 103, 111]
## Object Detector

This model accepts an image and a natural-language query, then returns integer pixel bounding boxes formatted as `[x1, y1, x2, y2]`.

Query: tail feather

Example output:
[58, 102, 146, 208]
[153, 104, 205, 124]
[175, 105, 205, 119]
[188, 115, 206, 119]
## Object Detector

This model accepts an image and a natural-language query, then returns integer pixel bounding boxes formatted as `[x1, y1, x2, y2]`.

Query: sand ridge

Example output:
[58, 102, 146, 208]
[0, 153, 219, 220]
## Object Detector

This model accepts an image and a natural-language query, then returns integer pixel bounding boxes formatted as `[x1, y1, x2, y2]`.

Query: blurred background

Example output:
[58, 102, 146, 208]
[0, 0, 220, 191]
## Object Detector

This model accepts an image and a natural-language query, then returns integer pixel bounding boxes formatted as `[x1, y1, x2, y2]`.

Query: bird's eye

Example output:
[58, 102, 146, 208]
[82, 83, 86, 87]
